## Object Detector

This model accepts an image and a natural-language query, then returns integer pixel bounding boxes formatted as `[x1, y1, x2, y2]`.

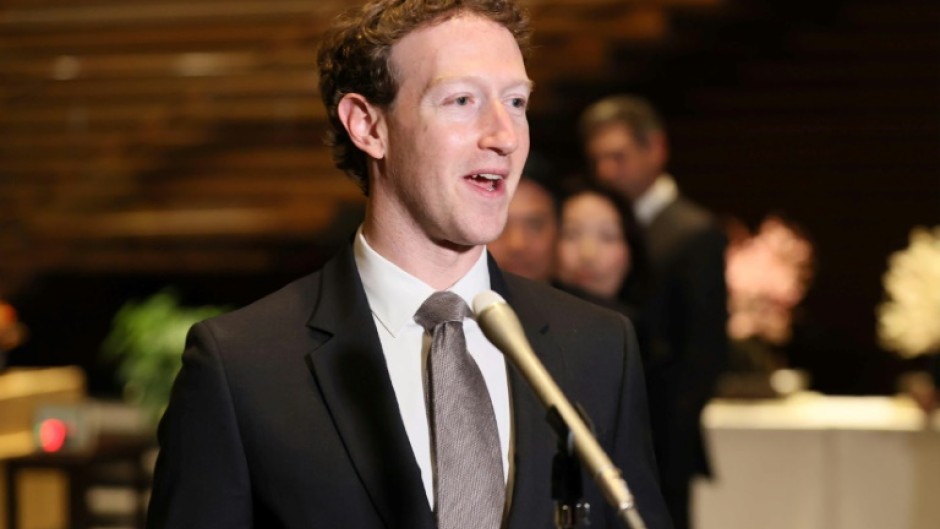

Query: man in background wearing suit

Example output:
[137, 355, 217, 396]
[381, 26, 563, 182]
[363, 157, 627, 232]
[579, 95, 728, 529]
[147, 2, 670, 528]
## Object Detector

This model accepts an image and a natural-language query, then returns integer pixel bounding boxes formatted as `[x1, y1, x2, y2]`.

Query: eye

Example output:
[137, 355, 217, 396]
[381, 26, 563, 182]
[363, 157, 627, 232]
[509, 97, 527, 109]
[454, 95, 471, 106]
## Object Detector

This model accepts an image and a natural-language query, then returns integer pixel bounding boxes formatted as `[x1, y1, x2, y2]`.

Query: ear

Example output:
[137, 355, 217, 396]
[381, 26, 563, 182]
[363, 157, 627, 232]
[337, 93, 387, 160]
[648, 130, 669, 167]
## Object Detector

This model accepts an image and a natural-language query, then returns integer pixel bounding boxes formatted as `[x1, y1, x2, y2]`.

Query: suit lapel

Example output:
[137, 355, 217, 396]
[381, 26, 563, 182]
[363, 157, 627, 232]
[305, 247, 434, 529]
[489, 259, 565, 528]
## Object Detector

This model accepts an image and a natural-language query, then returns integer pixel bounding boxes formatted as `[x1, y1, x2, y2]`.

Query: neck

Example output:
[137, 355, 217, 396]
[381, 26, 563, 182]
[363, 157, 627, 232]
[362, 207, 484, 291]
[632, 173, 660, 201]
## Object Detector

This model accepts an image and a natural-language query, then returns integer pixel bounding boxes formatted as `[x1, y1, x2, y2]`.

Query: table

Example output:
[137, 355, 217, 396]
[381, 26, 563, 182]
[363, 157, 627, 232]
[5, 435, 153, 529]
[693, 394, 940, 529]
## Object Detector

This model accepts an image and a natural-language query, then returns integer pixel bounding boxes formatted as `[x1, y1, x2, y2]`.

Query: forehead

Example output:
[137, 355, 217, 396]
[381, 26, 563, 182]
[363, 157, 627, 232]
[564, 193, 620, 220]
[588, 122, 641, 152]
[388, 13, 528, 91]
[512, 180, 555, 211]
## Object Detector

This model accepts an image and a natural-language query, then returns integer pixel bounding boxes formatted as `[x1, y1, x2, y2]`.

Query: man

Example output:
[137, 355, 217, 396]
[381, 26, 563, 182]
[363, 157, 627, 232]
[488, 153, 560, 282]
[147, 3, 670, 528]
[579, 95, 728, 529]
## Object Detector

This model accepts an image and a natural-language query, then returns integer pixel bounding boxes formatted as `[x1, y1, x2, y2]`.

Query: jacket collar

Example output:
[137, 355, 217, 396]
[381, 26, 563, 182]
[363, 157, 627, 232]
[305, 245, 435, 529]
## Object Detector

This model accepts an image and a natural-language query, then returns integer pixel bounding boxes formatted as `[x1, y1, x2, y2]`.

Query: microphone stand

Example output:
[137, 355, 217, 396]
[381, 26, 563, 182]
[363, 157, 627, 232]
[543, 393, 647, 529]
[474, 294, 648, 529]
[548, 407, 590, 529]
[546, 407, 591, 529]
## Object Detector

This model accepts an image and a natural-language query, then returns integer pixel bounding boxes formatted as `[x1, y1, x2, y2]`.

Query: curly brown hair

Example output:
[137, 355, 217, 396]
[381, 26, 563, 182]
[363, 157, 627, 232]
[317, 0, 531, 195]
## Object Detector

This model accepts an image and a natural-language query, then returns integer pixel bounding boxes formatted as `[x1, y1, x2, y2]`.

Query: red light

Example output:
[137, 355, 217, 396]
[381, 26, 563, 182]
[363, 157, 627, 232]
[38, 418, 68, 452]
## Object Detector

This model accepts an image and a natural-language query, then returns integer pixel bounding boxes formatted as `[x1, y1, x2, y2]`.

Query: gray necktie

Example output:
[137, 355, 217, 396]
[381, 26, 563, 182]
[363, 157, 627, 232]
[415, 291, 505, 529]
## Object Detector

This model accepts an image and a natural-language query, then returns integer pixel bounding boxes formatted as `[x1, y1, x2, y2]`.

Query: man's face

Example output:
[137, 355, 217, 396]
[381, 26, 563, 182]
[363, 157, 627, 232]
[488, 179, 558, 282]
[375, 13, 531, 248]
[585, 122, 662, 201]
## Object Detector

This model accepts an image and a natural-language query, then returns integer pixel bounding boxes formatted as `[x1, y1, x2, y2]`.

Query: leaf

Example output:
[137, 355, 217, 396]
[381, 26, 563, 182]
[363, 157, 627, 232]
[100, 288, 229, 424]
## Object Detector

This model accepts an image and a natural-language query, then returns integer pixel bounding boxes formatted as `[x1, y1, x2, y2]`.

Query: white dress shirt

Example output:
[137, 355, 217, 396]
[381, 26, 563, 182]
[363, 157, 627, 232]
[634, 173, 678, 226]
[353, 228, 512, 508]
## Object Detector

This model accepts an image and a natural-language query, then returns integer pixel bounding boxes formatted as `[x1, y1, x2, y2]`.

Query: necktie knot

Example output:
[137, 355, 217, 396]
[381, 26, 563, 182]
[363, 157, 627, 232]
[414, 291, 472, 332]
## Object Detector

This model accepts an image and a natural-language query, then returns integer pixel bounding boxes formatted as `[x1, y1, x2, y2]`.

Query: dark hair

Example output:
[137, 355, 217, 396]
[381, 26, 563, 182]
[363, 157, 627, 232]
[559, 177, 650, 305]
[317, 0, 532, 195]
[520, 151, 562, 217]
[577, 94, 664, 147]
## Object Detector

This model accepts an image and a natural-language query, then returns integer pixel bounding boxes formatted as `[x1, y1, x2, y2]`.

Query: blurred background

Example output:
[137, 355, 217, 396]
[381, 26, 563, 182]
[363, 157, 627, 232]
[0, 0, 937, 528]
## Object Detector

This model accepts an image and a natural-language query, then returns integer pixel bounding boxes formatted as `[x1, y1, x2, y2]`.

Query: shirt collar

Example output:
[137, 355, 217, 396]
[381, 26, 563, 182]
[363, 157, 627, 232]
[353, 226, 491, 337]
[634, 173, 678, 225]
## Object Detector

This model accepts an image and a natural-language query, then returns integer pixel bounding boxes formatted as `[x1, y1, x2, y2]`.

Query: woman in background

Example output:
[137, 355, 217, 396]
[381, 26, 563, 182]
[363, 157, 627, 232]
[555, 181, 649, 323]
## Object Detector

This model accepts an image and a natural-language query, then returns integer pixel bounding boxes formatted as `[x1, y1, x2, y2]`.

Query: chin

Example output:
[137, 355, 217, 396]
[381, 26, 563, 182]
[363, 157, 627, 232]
[480, 226, 509, 246]
[438, 228, 498, 250]
[464, 218, 508, 245]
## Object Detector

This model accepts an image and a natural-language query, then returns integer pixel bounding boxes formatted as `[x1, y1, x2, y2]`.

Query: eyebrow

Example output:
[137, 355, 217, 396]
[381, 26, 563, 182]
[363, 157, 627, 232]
[425, 75, 535, 95]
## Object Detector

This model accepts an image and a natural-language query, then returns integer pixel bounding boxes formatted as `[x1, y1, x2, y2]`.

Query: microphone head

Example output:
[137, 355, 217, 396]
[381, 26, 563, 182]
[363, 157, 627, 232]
[473, 290, 507, 318]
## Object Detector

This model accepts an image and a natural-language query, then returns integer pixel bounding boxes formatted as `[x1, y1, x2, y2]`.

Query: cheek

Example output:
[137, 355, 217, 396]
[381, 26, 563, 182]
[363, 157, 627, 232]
[534, 226, 557, 251]
[385, 126, 421, 173]
[557, 242, 578, 270]
[516, 122, 530, 155]
[596, 160, 618, 181]
[407, 122, 458, 169]
[603, 244, 629, 276]
[620, 159, 637, 178]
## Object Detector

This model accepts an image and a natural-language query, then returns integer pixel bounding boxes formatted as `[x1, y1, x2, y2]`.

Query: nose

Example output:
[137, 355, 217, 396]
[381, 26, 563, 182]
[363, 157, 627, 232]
[479, 100, 519, 155]
[578, 237, 598, 263]
[595, 157, 619, 185]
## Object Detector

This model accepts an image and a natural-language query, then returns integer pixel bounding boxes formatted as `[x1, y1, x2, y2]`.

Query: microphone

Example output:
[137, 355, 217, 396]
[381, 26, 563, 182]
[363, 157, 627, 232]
[473, 290, 647, 529]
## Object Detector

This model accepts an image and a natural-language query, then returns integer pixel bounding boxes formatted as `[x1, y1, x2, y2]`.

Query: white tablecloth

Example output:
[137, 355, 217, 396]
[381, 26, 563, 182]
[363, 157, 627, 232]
[693, 394, 940, 529]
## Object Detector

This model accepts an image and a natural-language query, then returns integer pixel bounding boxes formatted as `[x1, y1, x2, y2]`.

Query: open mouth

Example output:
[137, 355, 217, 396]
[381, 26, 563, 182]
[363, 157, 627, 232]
[465, 173, 503, 192]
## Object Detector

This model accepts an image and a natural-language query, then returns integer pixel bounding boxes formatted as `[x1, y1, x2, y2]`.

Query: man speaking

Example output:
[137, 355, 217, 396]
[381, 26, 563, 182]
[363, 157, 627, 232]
[146, 1, 670, 528]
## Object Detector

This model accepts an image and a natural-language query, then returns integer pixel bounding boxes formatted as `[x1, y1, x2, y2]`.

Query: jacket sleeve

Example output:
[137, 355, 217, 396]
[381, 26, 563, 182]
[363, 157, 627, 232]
[608, 315, 674, 529]
[147, 322, 253, 529]
[675, 227, 728, 414]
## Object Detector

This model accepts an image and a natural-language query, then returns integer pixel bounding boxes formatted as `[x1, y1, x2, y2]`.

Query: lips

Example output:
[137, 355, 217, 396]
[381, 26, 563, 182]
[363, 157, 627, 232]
[575, 269, 601, 285]
[465, 172, 505, 192]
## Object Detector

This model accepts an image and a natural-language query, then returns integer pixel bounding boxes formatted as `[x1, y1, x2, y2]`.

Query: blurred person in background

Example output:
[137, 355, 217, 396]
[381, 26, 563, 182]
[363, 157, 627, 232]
[488, 152, 560, 282]
[555, 181, 649, 326]
[579, 94, 728, 529]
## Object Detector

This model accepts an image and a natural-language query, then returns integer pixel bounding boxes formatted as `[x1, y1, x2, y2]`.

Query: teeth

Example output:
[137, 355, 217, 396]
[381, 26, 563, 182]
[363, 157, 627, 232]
[475, 173, 501, 180]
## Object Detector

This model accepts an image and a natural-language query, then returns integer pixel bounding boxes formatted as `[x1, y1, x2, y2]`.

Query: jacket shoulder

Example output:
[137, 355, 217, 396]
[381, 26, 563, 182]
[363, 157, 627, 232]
[215, 271, 317, 324]
[503, 273, 634, 337]
[658, 196, 720, 234]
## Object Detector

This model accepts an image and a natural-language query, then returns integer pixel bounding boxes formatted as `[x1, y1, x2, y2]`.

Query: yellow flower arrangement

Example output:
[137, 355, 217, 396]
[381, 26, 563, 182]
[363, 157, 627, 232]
[878, 226, 940, 358]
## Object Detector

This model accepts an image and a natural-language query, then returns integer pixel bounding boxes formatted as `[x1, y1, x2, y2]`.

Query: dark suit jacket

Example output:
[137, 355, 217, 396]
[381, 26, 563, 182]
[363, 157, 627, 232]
[640, 196, 728, 485]
[147, 245, 671, 529]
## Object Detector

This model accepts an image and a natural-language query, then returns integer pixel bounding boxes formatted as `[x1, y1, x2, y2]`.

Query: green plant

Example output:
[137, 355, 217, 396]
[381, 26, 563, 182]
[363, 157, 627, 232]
[101, 288, 228, 424]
